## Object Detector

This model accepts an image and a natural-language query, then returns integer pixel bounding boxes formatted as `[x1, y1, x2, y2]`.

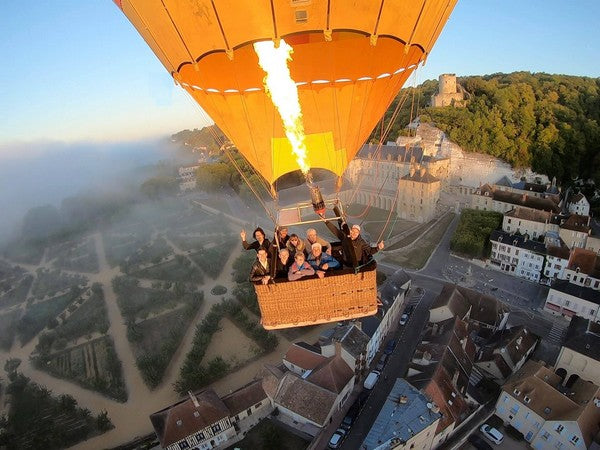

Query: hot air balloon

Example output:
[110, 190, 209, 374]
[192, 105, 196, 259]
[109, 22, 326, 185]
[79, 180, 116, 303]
[114, 0, 457, 329]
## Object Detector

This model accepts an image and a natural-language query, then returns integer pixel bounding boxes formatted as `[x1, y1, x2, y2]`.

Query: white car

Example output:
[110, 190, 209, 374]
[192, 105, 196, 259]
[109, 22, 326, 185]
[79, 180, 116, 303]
[480, 424, 504, 445]
[363, 370, 381, 390]
[328, 428, 346, 449]
[399, 313, 409, 325]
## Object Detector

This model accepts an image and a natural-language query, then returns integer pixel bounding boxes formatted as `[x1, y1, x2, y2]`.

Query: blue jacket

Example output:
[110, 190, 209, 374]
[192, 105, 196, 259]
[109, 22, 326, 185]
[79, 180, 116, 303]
[306, 252, 341, 272]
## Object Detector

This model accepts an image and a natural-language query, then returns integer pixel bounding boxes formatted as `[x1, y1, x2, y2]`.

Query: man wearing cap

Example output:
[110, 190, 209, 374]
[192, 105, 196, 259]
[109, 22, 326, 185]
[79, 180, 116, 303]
[323, 219, 384, 268]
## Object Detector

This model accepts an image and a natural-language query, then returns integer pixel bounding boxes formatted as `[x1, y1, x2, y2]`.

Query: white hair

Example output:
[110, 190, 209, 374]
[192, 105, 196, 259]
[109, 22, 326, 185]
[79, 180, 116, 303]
[311, 242, 322, 250]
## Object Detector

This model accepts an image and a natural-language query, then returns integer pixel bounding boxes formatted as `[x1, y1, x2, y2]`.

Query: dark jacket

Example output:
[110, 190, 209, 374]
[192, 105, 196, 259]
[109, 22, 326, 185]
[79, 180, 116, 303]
[242, 238, 271, 253]
[274, 257, 293, 279]
[324, 220, 378, 268]
[249, 259, 271, 283]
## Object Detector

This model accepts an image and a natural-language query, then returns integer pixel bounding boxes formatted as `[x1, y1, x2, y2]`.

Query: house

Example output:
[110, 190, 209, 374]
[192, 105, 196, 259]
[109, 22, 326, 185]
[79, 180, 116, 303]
[502, 207, 560, 239]
[543, 280, 600, 321]
[429, 283, 509, 332]
[495, 360, 600, 448]
[471, 184, 561, 214]
[475, 326, 538, 383]
[283, 342, 327, 377]
[221, 380, 272, 442]
[560, 214, 591, 249]
[178, 164, 201, 191]
[544, 244, 570, 281]
[564, 248, 600, 291]
[361, 269, 411, 365]
[407, 317, 478, 447]
[555, 317, 600, 386]
[320, 324, 370, 375]
[150, 390, 239, 450]
[361, 378, 441, 449]
[586, 235, 600, 255]
[489, 230, 547, 282]
[262, 354, 355, 437]
[568, 193, 591, 216]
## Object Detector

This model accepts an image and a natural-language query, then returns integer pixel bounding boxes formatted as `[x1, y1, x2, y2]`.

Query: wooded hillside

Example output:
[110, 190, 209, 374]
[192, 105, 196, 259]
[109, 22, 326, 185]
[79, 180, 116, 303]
[373, 73, 600, 185]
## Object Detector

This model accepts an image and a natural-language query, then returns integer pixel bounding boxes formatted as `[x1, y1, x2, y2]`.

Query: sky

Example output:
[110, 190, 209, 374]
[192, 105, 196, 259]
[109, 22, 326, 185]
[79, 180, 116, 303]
[1, 0, 599, 149]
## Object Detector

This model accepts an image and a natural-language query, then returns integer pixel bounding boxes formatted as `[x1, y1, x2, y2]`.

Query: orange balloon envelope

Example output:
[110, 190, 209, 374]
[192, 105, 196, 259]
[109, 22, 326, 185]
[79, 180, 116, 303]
[115, 0, 457, 187]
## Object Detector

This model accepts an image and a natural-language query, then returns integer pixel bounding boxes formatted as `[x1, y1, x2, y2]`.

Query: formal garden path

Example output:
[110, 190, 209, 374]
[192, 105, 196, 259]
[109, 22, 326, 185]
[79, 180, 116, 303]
[0, 227, 329, 449]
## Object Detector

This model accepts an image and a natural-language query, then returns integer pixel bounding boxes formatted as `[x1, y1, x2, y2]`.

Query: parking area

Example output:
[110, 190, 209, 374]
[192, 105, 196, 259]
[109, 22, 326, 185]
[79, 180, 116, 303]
[460, 416, 529, 450]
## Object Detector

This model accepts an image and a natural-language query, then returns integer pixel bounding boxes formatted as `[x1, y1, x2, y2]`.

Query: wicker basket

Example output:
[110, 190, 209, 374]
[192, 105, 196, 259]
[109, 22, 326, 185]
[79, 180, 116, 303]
[254, 269, 378, 330]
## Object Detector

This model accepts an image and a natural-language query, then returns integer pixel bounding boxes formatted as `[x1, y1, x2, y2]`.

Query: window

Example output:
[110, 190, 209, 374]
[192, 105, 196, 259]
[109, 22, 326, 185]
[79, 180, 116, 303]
[195, 432, 205, 441]
[247, 408, 252, 416]
[211, 423, 221, 433]
[571, 435, 580, 444]
[510, 405, 520, 414]
[556, 424, 564, 434]
[524, 396, 531, 403]
[179, 442, 190, 450]
[541, 431, 550, 440]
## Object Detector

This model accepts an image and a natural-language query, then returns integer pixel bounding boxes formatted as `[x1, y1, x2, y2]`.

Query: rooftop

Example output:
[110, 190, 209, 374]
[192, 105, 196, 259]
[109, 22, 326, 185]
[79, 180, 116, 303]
[150, 389, 230, 448]
[358, 143, 424, 163]
[563, 316, 600, 362]
[505, 207, 559, 224]
[401, 168, 439, 184]
[491, 230, 547, 254]
[362, 379, 441, 449]
[570, 192, 587, 204]
[561, 214, 591, 233]
[283, 342, 327, 371]
[567, 248, 600, 278]
[550, 281, 600, 305]
[547, 245, 571, 260]
[477, 184, 560, 213]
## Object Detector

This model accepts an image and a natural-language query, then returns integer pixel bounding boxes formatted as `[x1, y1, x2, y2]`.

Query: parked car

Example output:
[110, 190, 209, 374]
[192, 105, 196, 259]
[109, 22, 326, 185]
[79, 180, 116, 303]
[375, 353, 388, 371]
[384, 339, 397, 355]
[480, 424, 504, 445]
[363, 370, 381, 390]
[468, 434, 493, 450]
[399, 313, 409, 325]
[328, 428, 346, 449]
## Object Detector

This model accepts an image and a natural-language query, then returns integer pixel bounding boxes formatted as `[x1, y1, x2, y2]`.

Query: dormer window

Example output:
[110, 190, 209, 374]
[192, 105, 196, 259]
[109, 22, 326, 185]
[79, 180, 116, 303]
[513, 388, 521, 396]
[524, 396, 531, 403]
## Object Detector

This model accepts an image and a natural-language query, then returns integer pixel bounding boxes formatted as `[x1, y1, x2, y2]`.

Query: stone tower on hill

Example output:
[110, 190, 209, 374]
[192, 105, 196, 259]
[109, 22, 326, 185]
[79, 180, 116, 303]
[431, 74, 467, 107]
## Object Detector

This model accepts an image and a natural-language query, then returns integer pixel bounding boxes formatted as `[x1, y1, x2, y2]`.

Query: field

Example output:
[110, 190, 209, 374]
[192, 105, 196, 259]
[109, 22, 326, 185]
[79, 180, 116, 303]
[130, 255, 204, 283]
[189, 237, 238, 279]
[36, 335, 128, 402]
[130, 294, 203, 388]
[48, 237, 99, 273]
[31, 268, 88, 299]
[0, 274, 33, 308]
[384, 212, 455, 269]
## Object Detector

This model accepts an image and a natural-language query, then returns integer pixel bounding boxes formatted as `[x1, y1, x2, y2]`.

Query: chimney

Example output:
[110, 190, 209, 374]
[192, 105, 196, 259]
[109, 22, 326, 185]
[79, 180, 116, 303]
[188, 391, 200, 408]
[399, 395, 408, 404]
[419, 167, 426, 178]
[409, 166, 416, 178]
[430, 403, 440, 413]
[522, 194, 527, 203]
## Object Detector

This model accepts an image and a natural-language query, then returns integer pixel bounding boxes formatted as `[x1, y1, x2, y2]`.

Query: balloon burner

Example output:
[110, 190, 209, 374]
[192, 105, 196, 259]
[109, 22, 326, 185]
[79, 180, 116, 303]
[310, 186, 326, 216]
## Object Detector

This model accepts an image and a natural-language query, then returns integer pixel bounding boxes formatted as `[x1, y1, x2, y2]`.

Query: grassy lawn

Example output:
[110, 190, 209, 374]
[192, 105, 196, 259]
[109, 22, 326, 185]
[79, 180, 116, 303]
[189, 237, 238, 279]
[32, 269, 88, 299]
[17, 289, 82, 345]
[0, 274, 33, 309]
[131, 255, 204, 283]
[384, 213, 455, 270]
[49, 238, 99, 273]
[129, 292, 203, 389]
[345, 203, 391, 221]
[363, 217, 418, 241]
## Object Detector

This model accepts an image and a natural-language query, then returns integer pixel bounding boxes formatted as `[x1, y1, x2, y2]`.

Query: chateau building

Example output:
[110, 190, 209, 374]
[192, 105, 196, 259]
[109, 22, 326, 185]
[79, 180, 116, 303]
[502, 207, 560, 239]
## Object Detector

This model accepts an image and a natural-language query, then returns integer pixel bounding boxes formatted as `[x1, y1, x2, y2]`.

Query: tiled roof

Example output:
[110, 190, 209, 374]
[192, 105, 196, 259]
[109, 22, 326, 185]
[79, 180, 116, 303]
[547, 245, 570, 260]
[561, 214, 591, 233]
[431, 283, 509, 327]
[503, 360, 600, 447]
[563, 317, 600, 362]
[567, 248, 600, 277]
[362, 379, 440, 448]
[283, 343, 327, 371]
[221, 379, 267, 417]
[259, 364, 285, 399]
[490, 230, 547, 254]
[358, 143, 425, 163]
[150, 389, 230, 448]
[476, 186, 561, 212]
[307, 355, 354, 394]
[274, 373, 338, 426]
[505, 207, 559, 224]
[550, 281, 600, 305]
[401, 168, 439, 183]
[570, 192, 586, 203]
[330, 325, 370, 359]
